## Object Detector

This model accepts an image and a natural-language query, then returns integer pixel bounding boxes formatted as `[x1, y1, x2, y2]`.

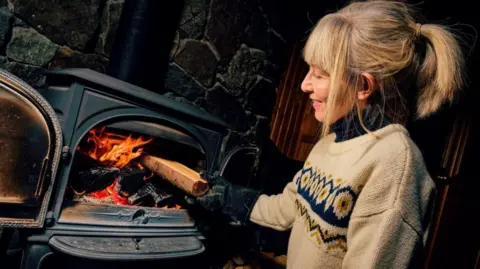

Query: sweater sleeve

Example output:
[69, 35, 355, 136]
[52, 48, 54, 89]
[249, 179, 298, 231]
[342, 209, 424, 269]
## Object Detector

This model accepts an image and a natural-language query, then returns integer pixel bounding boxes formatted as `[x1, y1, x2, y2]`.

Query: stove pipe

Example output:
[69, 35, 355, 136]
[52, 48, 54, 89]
[106, 0, 185, 91]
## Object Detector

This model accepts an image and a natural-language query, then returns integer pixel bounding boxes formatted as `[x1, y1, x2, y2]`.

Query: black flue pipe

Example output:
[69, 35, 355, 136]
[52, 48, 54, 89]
[106, 0, 185, 91]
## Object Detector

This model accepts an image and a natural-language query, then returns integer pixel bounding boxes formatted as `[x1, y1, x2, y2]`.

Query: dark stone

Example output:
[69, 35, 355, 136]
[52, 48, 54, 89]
[13, 16, 28, 27]
[205, 0, 252, 61]
[193, 96, 205, 107]
[216, 73, 228, 86]
[179, 0, 209, 39]
[265, 29, 288, 66]
[163, 91, 197, 106]
[170, 31, 180, 61]
[256, 0, 298, 42]
[164, 62, 206, 101]
[245, 77, 276, 116]
[0, 56, 46, 88]
[174, 39, 217, 87]
[8, 63, 46, 87]
[6, 27, 58, 66]
[254, 115, 271, 143]
[263, 60, 281, 81]
[244, 113, 260, 143]
[10, 0, 103, 50]
[244, 9, 289, 68]
[243, 6, 269, 51]
[0, 7, 12, 51]
[96, 0, 124, 57]
[0, 0, 6, 6]
[48, 46, 109, 73]
[245, 110, 257, 129]
[205, 83, 248, 130]
[223, 44, 266, 96]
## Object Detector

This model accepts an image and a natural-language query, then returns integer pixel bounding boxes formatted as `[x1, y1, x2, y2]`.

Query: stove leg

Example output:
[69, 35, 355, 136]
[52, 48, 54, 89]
[20, 244, 54, 269]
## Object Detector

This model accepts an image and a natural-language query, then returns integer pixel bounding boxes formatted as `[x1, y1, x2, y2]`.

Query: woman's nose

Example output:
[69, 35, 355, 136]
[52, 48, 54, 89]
[301, 75, 311, 93]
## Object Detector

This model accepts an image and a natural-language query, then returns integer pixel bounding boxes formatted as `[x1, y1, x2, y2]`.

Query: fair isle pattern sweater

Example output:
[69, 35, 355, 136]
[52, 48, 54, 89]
[250, 124, 436, 269]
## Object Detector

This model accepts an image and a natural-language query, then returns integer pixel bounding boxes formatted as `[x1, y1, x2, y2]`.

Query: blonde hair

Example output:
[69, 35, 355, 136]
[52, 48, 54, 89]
[303, 0, 466, 138]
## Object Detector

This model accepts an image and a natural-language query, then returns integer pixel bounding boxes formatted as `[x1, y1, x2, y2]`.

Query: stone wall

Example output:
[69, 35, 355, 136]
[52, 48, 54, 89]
[0, 0, 118, 87]
[166, 0, 296, 155]
[0, 0, 307, 157]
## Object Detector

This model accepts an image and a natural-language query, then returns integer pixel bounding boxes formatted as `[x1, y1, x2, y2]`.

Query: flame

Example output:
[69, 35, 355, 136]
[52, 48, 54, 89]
[74, 126, 181, 209]
[79, 126, 153, 205]
[86, 127, 152, 168]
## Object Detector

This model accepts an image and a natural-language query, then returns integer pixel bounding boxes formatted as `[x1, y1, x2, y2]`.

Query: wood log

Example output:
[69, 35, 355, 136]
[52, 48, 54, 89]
[139, 155, 209, 196]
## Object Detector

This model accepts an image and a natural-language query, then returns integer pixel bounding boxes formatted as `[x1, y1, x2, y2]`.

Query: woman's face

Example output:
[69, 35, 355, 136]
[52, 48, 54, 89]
[301, 66, 331, 122]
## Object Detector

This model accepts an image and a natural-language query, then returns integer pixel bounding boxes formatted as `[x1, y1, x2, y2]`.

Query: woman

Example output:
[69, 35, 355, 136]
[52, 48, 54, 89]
[196, 0, 466, 268]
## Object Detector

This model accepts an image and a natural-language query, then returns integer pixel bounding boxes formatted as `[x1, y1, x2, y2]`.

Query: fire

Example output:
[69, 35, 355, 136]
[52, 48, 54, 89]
[86, 127, 152, 168]
[74, 127, 181, 209]
[87, 179, 129, 205]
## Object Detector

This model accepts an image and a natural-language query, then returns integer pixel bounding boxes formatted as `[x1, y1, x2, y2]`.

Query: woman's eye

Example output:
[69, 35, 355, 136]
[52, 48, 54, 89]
[313, 74, 323, 79]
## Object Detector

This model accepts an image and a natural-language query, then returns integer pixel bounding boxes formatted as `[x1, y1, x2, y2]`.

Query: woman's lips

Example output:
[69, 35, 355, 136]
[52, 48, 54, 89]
[312, 100, 323, 109]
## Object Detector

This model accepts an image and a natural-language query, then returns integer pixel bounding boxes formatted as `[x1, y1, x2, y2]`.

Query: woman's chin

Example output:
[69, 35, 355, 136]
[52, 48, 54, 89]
[314, 110, 325, 122]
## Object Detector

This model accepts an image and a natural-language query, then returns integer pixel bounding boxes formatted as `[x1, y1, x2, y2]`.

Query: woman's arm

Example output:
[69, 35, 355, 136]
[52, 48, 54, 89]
[342, 143, 436, 269]
[343, 208, 425, 268]
[249, 179, 299, 231]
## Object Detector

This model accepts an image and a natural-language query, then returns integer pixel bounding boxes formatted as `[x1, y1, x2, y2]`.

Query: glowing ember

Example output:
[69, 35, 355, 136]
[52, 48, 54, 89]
[87, 179, 129, 205]
[161, 204, 181, 209]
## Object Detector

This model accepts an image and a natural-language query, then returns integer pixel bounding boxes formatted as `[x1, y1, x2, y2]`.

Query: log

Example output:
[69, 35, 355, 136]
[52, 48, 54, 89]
[139, 155, 209, 196]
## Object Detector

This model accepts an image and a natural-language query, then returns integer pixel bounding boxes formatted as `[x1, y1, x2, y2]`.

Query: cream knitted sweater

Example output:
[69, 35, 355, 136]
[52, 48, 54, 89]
[250, 124, 436, 269]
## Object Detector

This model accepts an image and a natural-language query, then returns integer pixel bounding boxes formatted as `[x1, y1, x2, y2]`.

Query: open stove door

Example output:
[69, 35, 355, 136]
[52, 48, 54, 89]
[0, 69, 62, 228]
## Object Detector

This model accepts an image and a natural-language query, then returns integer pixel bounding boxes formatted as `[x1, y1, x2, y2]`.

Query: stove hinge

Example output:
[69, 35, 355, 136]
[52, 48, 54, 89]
[45, 211, 55, 227]
[61, 146, 71, 163]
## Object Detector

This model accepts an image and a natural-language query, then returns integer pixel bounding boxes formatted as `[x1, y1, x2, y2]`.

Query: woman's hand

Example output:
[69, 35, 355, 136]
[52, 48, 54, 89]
[195, 173, 262, 226]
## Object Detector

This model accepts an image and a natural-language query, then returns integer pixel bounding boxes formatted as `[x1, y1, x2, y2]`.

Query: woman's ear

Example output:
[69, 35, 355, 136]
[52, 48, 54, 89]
[358, 73, 375, 101]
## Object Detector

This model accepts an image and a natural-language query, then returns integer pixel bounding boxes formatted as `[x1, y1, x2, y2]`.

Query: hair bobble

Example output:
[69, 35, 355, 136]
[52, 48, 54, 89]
[415, 23, 423, 38]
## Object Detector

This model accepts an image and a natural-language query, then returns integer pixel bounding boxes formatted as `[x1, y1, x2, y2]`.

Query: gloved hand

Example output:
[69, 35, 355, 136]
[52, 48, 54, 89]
[195, 173, 262, 226]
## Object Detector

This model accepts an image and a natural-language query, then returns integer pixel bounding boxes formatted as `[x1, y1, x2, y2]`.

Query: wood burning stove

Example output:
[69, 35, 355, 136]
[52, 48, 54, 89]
[0, 68, 260, 269]
[0, 0, 267, 267]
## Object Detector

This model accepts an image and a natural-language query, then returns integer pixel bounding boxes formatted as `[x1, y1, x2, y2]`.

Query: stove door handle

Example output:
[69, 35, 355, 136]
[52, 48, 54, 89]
[34, 157, 51, 198]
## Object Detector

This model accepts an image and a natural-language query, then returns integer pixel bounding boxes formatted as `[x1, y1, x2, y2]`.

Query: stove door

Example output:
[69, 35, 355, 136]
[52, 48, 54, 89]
[0, 69, 62, 228]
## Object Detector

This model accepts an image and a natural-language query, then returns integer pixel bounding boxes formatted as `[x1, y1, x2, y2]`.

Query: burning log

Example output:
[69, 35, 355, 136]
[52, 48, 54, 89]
[75, 166, 119, 193]
[69, 153, 120, 194]
[115, 166, 148, 197]
[139, 155, 209, 196]
[127, 182, 173, 206]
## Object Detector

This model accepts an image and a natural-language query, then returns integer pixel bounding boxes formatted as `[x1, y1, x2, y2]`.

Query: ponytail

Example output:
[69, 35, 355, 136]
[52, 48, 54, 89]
[416, 24, 465, 118]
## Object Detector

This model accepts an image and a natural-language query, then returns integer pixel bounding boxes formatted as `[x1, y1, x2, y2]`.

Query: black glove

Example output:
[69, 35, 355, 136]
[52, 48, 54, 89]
[195, 174, 262, 226]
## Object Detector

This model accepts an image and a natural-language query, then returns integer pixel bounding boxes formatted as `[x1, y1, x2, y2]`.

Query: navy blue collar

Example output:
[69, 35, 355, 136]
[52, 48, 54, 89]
[330, 105, 390, 142]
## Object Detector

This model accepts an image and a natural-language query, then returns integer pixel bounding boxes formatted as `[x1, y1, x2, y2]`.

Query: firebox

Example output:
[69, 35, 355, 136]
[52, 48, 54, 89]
[0, 68, 260, 269]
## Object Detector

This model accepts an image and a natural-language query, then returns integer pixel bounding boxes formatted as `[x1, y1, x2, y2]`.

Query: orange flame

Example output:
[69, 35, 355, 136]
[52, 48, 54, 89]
[75, 126, 181, 209]
[86, 127, 152, 168]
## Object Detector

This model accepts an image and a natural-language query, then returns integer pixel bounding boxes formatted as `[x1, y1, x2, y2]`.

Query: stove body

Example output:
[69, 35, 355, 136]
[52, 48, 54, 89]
[0, 68, 259, 269]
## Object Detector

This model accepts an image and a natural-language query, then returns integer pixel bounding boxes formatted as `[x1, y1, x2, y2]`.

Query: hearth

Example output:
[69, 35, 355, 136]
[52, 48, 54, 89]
[0, 67, 260, 269]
